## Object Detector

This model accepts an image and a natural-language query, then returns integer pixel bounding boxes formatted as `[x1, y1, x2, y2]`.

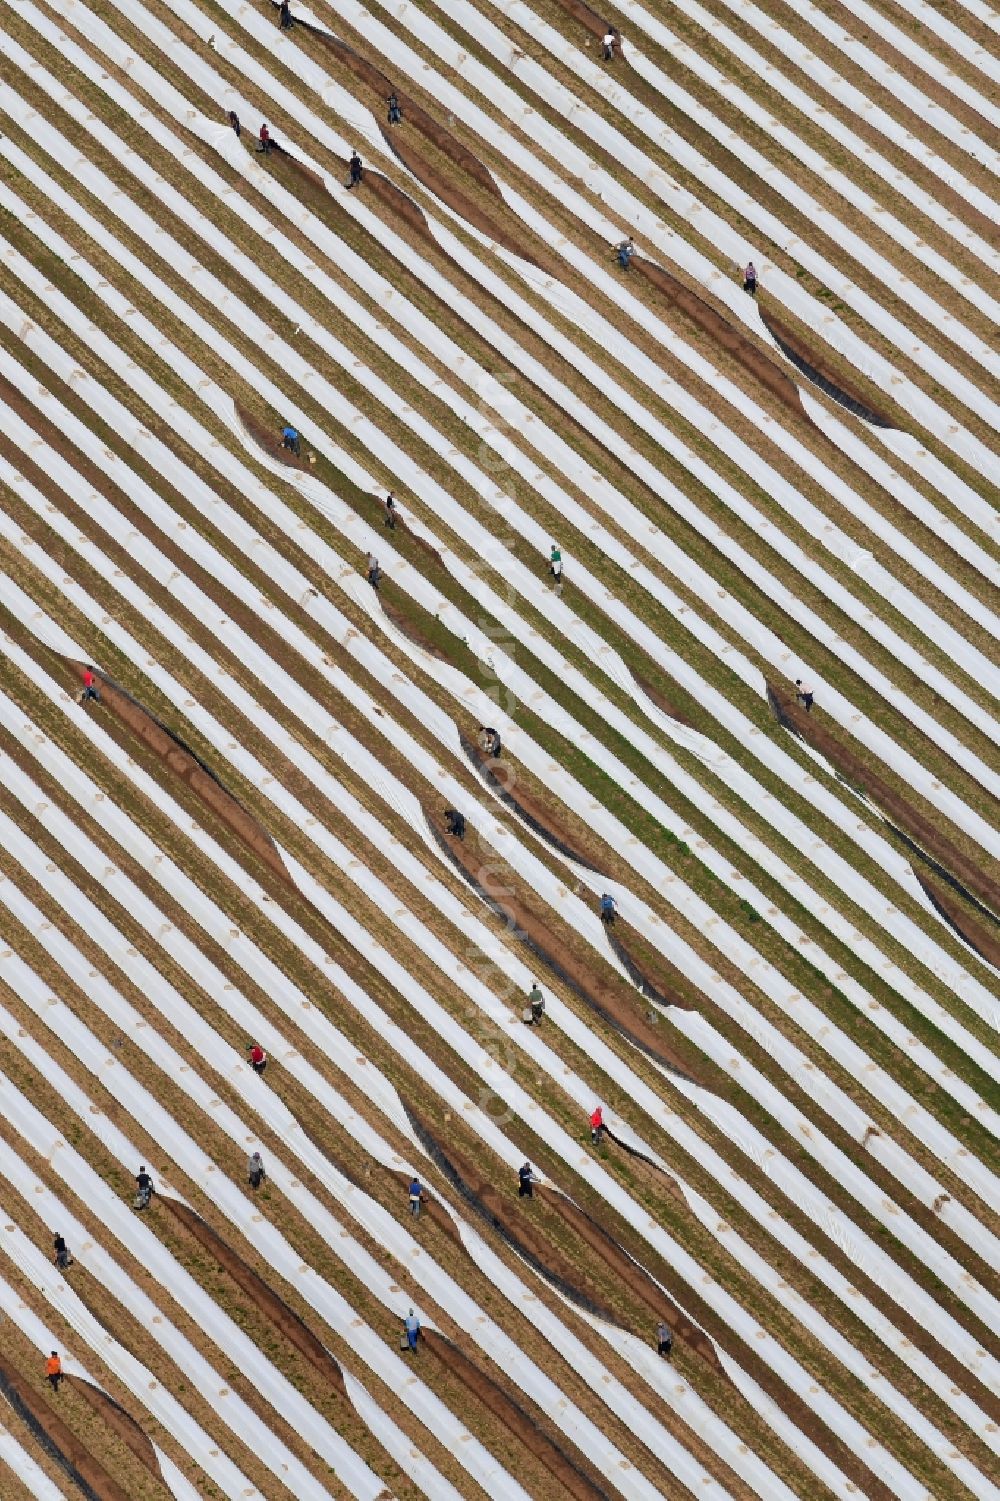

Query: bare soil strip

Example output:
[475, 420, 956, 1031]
[0, 1354, 129, 1501]
[72, 665, 291, 888]
[265, 36, 541, 268]
[423, 804, 699, 1079]
[603, 920, 695, 1010]
[423, 1332, 613, 1501]
[768, 681, 1000, 918]
[165, 1201, 351, 1399]
[913, 873, 1000, 971]
[759, 310, 895, 427]
[460, 734, 608, 873]
[405, 1122, 623, 1324]
[71, 1381, 161, 1482]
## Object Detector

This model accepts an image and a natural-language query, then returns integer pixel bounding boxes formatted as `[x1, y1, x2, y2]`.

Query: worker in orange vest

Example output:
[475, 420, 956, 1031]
[46, 1352, 63, 1391]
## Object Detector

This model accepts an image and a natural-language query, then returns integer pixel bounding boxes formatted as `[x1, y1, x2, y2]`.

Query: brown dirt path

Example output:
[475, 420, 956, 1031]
[0, 1353, 131, 1501]
[603, 919, 696, 1010]
[166, 1201, 350, 1397]
[914, 872, 1000, 970]
[759, 310, 895, 427]
[633, 259, 810, 420]
[538, 1189, 725, 1374]
[71, 1381, 161, 1482]
[768, 680, 1000, 917]
[423, 1332, 612, 1501]
[67, 663, 291, 888]
[275, 17, 544, 266]
[402, 1128, 621, 1324]
[461, 733, 608, 873]
[425, 803, 698, 1078]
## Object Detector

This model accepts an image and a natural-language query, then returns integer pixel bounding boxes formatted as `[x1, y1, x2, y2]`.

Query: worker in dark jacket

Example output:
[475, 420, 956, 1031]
[444, 808, 466, 840]
[525, 983, 545, 1025]
[53, 1232, 72, 1269]
[387, 93, 402, 125]
[518, 1162, 536, 1198]
[348, 150, 363, 188]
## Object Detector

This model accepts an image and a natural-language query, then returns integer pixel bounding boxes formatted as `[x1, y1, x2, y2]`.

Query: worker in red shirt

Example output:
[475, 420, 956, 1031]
[258, 122, 273, 154]
[590, 1105, 606, 1145]
[247, 1042, 267, 1075]
[79, 668, 100, 705]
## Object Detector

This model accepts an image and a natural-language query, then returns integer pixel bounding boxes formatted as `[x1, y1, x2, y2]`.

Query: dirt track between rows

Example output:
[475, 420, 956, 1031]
[426, 802, 698, 1078]
[768, 680, 1000, 916]
[0, 1352, 130, 1501]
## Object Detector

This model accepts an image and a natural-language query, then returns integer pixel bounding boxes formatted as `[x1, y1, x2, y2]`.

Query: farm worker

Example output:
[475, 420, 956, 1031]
[348, 150, 363, 188]
[135, 1165, 154, 1198]
[479, 725, 501, 757]
[518, 1162, 536, 1198]
[599, 893, 617, 924]
[279, 0, 292, 27]
[602, 27, 616, 60]
[248, 1043, 267, 1075]
[258, 123, 272, 154]
[657, 1322, 673, 1358]
[444, 808, 466, 840]
[79, 667, 100, 704]
[743, 260, 757, 296]
[527, 984, 545, 1025]
[794, 678, 814, 713]
[404, 1308, 421, 1351]
[281, 425, 300, 456]
[384, 492, 397, 529]
[248, 1152, 265, 1190]
[228, 110, 241, 138]
[387, 93, 402, 125]
[53, 1232, 71, 1269]
[46, 1352, 63, 1391]
[408, 1177, 422, 1217]
[366, 553, 381, 589]
[590, 1105, 606, 1144]
[616, 238, 633, 270]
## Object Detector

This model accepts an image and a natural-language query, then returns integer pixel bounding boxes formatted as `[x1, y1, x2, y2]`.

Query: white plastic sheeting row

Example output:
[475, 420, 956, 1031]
[645, 0, 998, 207]
[0, 633, 978, 1501]
[6, 531, 997, 1426]
[0, 853, 685, 1501]
[1, 142, 994, 1069]
[4, 326, 997, 1246]
[0, 1117, 388, 1501]
[19, 5, 1000, 842]
[127, 0, 1000, 730]
[821, 0, 1000, 100]
[283, 0, 1000, 475]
